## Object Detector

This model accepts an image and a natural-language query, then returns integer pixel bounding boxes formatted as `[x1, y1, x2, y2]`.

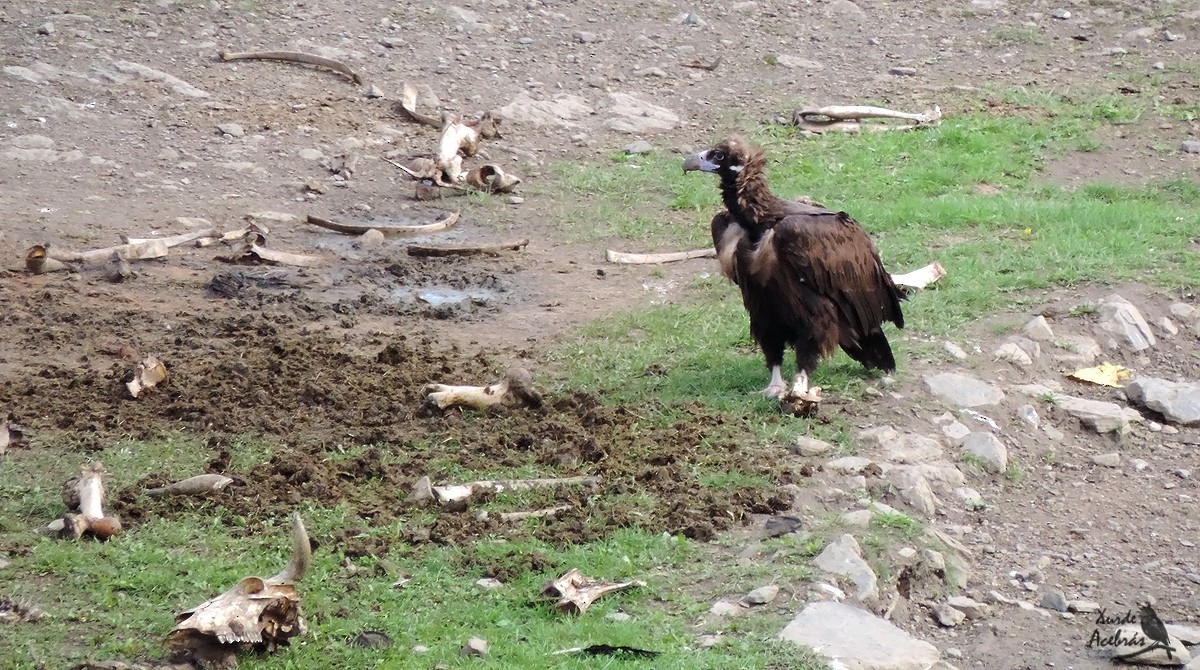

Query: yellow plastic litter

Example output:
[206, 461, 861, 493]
[1068, 363, 1131, 388]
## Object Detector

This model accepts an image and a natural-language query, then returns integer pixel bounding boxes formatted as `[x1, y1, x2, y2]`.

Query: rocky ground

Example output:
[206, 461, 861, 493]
[2, 0, 1200, 669]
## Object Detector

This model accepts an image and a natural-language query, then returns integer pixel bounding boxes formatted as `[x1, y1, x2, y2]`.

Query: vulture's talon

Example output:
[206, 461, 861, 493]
[762, 382, 787, 399]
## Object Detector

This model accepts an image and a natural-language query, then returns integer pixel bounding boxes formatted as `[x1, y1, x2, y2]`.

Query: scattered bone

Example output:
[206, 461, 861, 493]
[396, 82, 443, 128]
[215, 235, 321, 268]
[423, 367, 543, 410]
[541, 568, 644, 615]
[407, 238, 529, 257]
[53, 462, 122, 541]
[305, 212, 460, 236]
[892, 261, 947, 291]
[24, 245, 72, 274]
[166, 513, 310, 668]
[780, 375, 823, 417]
[395, 83, 503, 186]
[219, 50, 362, 84]
[414, 182, 469, 200]
[330, 153, 359, 179]
[793, 105, 943, 134]
[0, 421, 17, 456]
[681, 57, 722, 71]
[606, 248, 717, 264]
[121, 228, 218, 247]
[126, 356, 168, 399]
[147, 474, 235, 499]
[465, 164, 522, 193]
[498, 505, 572, 522]
[25, 239, 169, 268]
[410, 475, 600, 505]
[383, 156, 441, 181]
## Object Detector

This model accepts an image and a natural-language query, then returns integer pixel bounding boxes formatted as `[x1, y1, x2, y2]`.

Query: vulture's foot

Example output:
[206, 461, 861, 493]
[762, 366, 787, 398]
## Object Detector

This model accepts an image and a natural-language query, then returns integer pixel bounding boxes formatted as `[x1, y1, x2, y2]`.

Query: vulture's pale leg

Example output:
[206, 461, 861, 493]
[762, 366, 787, 398]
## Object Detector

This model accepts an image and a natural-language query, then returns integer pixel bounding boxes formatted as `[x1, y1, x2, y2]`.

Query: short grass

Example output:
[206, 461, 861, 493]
[0, 439, 826, 670]
[551, 88, 1200, 411]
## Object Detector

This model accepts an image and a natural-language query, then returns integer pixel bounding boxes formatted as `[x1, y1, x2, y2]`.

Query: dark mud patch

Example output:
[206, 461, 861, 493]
[1, 295, 798, 554]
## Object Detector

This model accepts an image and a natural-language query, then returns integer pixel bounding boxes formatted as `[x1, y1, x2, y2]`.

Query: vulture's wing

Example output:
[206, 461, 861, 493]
[710, 210, 745, 285]
[749, 211, 904, 334]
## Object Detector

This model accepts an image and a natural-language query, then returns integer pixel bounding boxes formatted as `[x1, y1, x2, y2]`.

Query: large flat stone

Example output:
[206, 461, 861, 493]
[780, 601, 942, 670]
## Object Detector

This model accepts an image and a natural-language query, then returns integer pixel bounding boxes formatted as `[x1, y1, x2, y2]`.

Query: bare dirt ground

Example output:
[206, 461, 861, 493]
[2, 0, 1200, 668]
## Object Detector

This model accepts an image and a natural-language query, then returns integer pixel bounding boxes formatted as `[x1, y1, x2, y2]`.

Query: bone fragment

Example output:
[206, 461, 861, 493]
[412, 475, 600, 505]
[166, 513, 310, 665]
[397, 82, 443, 128]
[499, 505, 572, 522]
[891, 261, 946, 291]
[148, 474, 236, 499]
[465, 164, 521, 193]
[126, 356, 168, 399]
[26, 239, 169, 267]
[423, 367, 542, 410]
[24, 245, 71, 274]
[541, 569, 644, 615]
[121, 228, 218, 247]
[55, 462, 122, 541]
[305, 212, 460, 236]
[606, 248, 717, 264]
[407, 239, 529, 257]
[219, 50, 362, 84]
[795, 104, 943, 124]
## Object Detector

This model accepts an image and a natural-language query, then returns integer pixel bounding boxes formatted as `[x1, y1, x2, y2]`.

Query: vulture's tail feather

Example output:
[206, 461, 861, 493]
[843, 330, 896, 372]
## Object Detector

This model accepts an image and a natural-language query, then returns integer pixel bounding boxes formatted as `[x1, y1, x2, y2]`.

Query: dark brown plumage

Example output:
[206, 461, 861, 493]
[683, 136, 905, 399]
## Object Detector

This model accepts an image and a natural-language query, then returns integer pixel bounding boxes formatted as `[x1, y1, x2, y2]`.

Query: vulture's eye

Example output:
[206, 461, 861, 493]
[710, 150, 726, 162]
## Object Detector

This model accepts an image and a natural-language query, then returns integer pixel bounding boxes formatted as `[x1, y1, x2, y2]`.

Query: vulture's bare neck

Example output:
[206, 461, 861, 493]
[720, 166, 788, 230]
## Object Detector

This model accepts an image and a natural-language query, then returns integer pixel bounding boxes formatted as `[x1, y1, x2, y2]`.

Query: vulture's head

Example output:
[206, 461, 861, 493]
[682, 137, 764, 181]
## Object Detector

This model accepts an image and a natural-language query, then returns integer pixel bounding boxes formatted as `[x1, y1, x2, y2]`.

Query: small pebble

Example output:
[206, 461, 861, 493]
[518, 37, 533, 45]
[461, 637, 489, 657]
[606, 611, 632, 622]
[1181, 141, 1200, 154]
[38, 22, 55, 35]
[889, 66, 918, 76]
[507, 196, 524, 205]
[573, 30, 597, 43]
[625, 140, 653, 155]
[217, 122, 245, 138]
[412, 645, 429, 654]
[1052, 9, 1071, 19]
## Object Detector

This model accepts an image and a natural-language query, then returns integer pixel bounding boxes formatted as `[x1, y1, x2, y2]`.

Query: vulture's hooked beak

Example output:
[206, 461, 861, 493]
[682, 151, 719, 174]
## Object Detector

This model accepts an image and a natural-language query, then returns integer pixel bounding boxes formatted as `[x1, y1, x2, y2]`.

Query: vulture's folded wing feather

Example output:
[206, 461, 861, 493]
[710, 210, 745, 285]
[750, 211, 904, 334]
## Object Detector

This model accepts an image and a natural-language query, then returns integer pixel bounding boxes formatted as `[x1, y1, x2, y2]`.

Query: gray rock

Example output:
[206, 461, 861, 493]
[993, 341, 1032, 365]
[1068, 600, 1101, 614]
[412, 645, 429, 654]
[111, 60, 210, 98]
[937, 419, 970, 443]
[779, 601, 941, 670]
[697, 634, 722, 648]
[1098, 294, 1156, 351]
[764, 515, 803, 538]
[11, 134, 55, 149]
[1126, 378, 1200, 426]
[858, 425, 899, 448]
[38, 22, 55, 35]
[1039, 589, 1069, 612]
[1109, 626, 1190, 665]
[573, 30, 598, 43]
[1158, 317, 1179, 336]
[970, 0, 1004, 10]
[679, 11, 704, 26]
[217, 122, 245, 137]
[924, 373, 1005, 408]
[1167, 624, 1200, 645]
[246, 211, 298, 225]
[1181, 141, 1200, 154]
[1090, 452, 1122, 467]
[1, 147, 58, 162]
[1051, 334, 1102, 363]
[826, 456, 874, 475]
[378, 36, 404, 48]
[842, 510, 873, 527]
[955, 487, 984, 509]
[942, 341, 968, 360]
[475, 577, 502, 589]
[460, 637, 489, 657]
[889, 66, 918, 76]
[776, 55, 823, 69]
[889, 469, 938, 516]
[813, 535, 878, 601]
[962, 432, 1008, 473]
[794, 435, 833, 456]
[886, 434, 944, 464]
[0, 558, 9, 570]
[606, 611, 631, 622]
[824, 0, 866, 16]
[1052, 9, 1071, 19]
[743, 584, 780, 606]
[1055, 395, 1143, 433]
[947, 595, 990, 619]
[934, 603, 966, 627]
[3, 65, 50, 84]
[498, 93, 593, 128]
[298, 148, 324, 161]
[1023, 315, 1054, 340]
[624, 140, 653, 155]
[709, 600, 741, 617]
[1018, 404, 1040, 428]
[603, 93, 679, 133]
[517, 37, 533, 45]
[1169, 303, 1197, 321]
[364, 84, 384, 99]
